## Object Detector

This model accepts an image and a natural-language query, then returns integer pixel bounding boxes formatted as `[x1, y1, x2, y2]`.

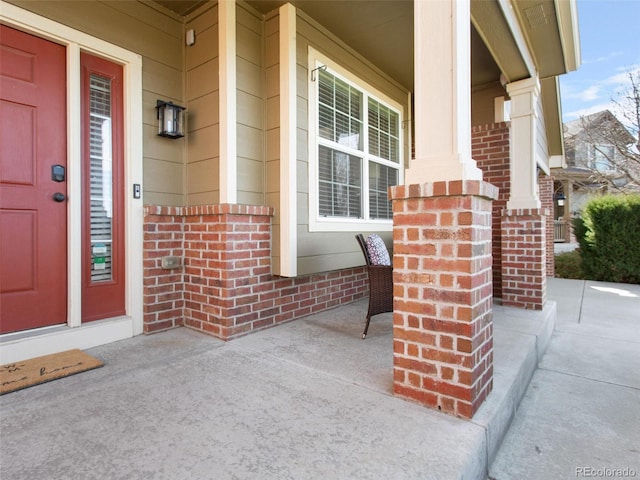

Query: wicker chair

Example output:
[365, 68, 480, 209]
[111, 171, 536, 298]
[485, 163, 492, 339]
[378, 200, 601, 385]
[355, 234, 393, 339]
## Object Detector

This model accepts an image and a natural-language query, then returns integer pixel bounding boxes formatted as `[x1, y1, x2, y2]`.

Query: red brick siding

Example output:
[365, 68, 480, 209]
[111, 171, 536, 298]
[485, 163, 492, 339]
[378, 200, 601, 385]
[389, 181, 498, 419]
[539, 175, 555, 276]
[472, 123, 510, 299]
[500, 208, 547, 310]
[144, 205, 368, 339]
[144, 207, 185, 333]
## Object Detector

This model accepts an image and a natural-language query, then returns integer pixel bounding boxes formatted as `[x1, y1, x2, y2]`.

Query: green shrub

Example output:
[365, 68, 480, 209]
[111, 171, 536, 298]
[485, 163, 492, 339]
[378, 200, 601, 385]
[572, 215, 587, 245]
[554, 250, 585, 279]
[573, 194, 640, 284]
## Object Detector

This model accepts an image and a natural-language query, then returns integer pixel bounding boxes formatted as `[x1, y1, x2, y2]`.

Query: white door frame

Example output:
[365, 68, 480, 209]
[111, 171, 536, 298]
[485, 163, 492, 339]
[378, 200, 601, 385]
[0, 2, 143, 363]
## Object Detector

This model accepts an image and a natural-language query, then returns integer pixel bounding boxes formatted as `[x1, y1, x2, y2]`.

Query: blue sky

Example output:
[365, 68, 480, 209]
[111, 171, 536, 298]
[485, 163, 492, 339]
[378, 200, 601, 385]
[559, 0, 640, 123]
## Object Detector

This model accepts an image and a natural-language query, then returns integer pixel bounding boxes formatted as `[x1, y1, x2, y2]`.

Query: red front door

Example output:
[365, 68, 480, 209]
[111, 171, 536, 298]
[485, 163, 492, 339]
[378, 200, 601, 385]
[0, 26, 68, 334]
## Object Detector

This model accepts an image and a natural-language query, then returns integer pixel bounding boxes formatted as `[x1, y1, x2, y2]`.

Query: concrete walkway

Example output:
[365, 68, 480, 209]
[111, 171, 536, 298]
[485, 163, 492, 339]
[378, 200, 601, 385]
[553, 242, 579, 254]
[0, 278, 637, 479]
[490, 278, 640, 479]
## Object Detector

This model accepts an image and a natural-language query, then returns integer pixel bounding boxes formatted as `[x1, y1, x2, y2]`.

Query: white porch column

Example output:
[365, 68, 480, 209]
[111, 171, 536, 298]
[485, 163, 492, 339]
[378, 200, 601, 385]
[278, 3, 297, 277]
[392, 0, 495, 419]
[505, 77, 541, 209]
[407, 0, 482, 183]
[219, 0, 237, 203]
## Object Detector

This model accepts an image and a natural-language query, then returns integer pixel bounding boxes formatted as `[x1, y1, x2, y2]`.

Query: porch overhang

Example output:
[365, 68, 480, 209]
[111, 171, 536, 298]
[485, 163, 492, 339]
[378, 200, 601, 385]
[154, 1, 580, 94]
[471, 0, 581, 84]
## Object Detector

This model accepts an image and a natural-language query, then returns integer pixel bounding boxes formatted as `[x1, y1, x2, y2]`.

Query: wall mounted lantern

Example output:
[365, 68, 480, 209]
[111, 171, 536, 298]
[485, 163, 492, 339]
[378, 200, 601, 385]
[156, 100, 185, 138]
[555, 192, 566, 206]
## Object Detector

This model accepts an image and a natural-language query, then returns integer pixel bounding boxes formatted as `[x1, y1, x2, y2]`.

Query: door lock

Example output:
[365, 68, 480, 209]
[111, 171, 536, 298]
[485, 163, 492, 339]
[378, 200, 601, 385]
[51, 164, 65, 182]
[53, 192, 66, 202]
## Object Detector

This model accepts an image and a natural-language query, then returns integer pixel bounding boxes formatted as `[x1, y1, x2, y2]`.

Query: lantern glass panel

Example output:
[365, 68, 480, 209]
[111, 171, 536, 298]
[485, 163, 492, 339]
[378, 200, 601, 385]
[156, 101, 185, 138]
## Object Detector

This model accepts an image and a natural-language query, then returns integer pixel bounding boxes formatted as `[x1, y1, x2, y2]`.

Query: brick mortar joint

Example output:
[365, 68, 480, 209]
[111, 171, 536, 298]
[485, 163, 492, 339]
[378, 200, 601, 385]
[501, 208, 550, 217]
[389, 180, 499, 201]
[144, 204, 274, 217]
[471, 121, 510, 133]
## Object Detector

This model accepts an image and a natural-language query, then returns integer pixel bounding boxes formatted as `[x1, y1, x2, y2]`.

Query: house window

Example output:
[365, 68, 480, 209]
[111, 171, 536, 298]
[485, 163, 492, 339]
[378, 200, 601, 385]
[88, 74, 114, 282]
[592, 144, 614, 171]
[310, 58, 403, 231]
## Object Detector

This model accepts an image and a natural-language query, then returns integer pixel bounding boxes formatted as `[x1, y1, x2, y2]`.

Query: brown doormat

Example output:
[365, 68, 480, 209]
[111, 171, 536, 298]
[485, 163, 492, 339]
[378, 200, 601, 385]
[1, 349, 103, 395]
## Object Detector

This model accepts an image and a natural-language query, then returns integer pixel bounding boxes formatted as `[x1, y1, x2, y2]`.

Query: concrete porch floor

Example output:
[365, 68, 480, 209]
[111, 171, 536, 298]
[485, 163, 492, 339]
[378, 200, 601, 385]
[1, 278, 638, 479]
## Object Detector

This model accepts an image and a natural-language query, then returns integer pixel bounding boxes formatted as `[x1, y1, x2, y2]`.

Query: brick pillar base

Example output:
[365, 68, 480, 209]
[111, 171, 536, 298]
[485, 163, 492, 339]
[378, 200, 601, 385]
[539, 175, 555, 276]
[390, 180, 498, 419]
[501, 208, 548, 310]
[182, 204, 274, 339]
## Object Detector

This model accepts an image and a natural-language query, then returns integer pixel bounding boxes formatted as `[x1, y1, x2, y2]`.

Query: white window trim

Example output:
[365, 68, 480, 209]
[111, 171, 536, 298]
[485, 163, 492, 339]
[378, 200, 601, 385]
[0, 2, 143, 363]
[308, 47, 404, 232]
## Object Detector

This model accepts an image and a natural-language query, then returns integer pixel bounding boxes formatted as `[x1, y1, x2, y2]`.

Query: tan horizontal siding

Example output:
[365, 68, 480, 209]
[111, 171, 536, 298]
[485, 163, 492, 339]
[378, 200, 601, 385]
[235, 3, 265, 205]
[185, 3, 218, 205]
[6, 0, 187, 205]
[294, 9, 408, 274]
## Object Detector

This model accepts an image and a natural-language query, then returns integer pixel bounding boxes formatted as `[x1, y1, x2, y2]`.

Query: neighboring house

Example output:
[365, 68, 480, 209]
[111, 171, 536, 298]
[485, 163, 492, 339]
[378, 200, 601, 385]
[552, 110, 638, 242]
[0, 0, 579, 418]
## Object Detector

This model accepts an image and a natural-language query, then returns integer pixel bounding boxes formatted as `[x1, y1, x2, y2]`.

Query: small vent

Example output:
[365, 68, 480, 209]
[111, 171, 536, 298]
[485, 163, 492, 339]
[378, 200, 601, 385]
[524, 4, 548, 28]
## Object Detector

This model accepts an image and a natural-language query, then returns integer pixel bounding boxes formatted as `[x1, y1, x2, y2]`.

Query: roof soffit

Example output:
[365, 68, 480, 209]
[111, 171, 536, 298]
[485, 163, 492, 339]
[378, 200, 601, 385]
[512, 0, 568, 78]
[472, 0, 580, 82]
[152, 0, 206, 16]
[541, 77, 564, 157]
[471, 0, 531, 84]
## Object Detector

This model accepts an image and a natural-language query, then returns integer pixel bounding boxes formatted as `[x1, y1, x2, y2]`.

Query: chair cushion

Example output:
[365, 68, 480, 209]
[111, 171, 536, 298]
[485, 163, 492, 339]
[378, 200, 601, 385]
[366, 234, 391, 266]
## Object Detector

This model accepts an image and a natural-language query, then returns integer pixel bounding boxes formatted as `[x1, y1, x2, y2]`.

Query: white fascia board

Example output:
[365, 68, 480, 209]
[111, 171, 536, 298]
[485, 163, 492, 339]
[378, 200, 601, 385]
[498, 0, 537, 78]
[554, 0, 581, 72]
[549, 155, 566, 169]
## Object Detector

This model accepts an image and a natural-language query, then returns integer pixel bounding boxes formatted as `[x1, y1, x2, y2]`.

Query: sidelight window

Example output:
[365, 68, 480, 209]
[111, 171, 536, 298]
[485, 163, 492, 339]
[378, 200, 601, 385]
[88, 74, 114, 282]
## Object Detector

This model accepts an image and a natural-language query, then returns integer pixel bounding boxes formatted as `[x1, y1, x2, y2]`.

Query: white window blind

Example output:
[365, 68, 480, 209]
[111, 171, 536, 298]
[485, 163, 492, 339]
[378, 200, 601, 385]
[313, 65, 401, 226]
[89, 74, 113, 282]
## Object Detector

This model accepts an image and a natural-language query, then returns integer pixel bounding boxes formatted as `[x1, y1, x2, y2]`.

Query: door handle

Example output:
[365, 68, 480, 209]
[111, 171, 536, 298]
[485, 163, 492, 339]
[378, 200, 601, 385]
[53, 192, 66, 202]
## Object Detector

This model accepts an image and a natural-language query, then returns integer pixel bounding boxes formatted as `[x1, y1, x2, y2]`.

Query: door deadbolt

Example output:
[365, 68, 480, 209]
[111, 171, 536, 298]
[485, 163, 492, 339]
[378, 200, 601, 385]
[51, 164, 66, 182]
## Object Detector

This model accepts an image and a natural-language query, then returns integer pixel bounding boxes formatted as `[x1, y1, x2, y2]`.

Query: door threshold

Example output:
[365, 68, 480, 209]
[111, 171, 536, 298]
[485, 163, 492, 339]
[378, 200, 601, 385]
[1, 324, 68, 343]
[0, 317, 134, 364]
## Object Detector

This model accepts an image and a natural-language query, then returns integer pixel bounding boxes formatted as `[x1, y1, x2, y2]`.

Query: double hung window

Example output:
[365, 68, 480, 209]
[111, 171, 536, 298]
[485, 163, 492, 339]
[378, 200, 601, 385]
[592, 144, 614, 171]
[310, 51, 403, 231]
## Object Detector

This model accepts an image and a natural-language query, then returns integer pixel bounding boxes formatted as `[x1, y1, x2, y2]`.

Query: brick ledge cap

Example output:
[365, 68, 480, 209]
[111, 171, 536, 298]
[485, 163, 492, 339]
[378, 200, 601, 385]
[389, 180, 498, 201]
[501, 207, 549, 217]
[144, 204, 274, 217]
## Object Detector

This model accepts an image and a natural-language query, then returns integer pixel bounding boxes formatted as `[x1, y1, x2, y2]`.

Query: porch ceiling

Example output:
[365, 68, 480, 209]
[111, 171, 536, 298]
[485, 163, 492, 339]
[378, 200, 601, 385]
[153, 0, 577, 91]
[154, 0, 502, 91]
[153, 0, 205, 16]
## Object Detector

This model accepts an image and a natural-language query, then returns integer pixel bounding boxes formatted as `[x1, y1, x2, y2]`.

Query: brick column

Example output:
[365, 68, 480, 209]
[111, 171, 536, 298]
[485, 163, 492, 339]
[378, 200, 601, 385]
[472, 122, 510, 299]
[538, 175, 555, 276]
[501, 208, 548, 310]
[182, 204, 274, 339]
[390, 180, 498, 419]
